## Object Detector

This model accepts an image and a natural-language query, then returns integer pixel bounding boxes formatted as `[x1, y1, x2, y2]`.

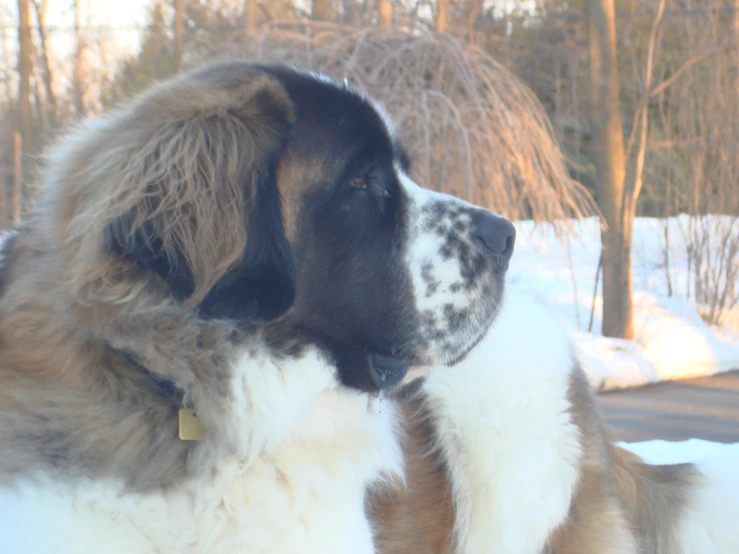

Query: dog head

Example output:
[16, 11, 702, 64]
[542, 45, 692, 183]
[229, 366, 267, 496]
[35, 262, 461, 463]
[47, 62, 515, 392]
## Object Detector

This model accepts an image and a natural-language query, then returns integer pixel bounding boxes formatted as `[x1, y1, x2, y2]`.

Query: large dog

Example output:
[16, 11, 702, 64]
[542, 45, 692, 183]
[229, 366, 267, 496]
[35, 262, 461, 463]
[0, 62, 736, 554]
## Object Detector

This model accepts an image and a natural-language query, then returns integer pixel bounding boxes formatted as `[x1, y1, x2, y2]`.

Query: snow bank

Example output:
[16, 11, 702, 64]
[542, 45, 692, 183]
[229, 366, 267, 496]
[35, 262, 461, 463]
[508, 216, 739, 390]
[621, 439, 739, 465]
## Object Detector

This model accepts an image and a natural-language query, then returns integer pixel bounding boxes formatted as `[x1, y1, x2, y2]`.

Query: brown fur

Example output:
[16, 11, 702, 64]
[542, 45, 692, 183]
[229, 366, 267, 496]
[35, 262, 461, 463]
[544, 367, 699, 554]
[368, 381, 455, 554]
[0, 66, 292, 489]
[369, 367, 700, 554]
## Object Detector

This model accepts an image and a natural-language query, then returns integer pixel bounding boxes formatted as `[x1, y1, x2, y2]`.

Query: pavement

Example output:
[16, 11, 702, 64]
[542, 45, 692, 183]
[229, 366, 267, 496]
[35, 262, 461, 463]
[597, 370, 739, 444]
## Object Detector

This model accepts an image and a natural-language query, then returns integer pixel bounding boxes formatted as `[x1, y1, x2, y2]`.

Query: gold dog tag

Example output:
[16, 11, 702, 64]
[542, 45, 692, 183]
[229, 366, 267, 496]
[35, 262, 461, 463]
[178, 408, 206, 441]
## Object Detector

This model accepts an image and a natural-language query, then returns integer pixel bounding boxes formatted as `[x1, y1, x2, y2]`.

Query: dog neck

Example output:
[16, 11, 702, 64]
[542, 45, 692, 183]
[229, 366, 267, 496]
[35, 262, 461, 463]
[107, 343, 187, 405]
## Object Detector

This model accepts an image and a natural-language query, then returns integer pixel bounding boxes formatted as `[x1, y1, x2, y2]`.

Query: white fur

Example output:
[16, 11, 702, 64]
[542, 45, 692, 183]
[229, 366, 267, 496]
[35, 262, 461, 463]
[423, 286, 739, 554]
[678, 453, 739, 553]
[423, 287, 583, 554]
[0, 347, 403, 554]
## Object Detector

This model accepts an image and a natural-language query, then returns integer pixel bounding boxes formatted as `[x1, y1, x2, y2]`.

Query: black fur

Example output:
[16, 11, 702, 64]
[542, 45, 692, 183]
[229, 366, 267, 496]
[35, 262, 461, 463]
[105, 215, 196, 301]
[198, 173, 296, 323]
[0, 232, 17, 300]
[238, 67, 418, 391]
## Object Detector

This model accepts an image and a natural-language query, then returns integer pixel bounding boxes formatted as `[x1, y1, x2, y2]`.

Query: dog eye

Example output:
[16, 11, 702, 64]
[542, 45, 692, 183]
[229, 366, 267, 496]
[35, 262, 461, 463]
[349, 176, 370, 191]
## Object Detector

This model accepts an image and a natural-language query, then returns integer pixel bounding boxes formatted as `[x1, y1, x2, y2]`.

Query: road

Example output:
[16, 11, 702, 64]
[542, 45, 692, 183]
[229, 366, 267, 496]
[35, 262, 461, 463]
[598, 370, 739, 444]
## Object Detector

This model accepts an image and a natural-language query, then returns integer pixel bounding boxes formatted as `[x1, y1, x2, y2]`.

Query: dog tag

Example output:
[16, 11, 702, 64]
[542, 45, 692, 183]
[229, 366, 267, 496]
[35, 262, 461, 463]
[178, 408, 206, 441]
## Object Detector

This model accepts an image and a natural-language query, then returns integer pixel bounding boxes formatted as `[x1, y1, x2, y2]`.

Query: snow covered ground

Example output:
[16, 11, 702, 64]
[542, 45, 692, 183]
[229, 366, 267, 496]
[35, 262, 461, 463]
[508, 215, 739, 391]
[621, 438, 739, 465]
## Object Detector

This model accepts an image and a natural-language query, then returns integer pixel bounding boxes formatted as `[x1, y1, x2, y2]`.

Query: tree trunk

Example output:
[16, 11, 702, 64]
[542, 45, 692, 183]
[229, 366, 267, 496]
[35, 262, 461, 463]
[466, 0, 482, 39]
[31, 0, 57, 127]
[73, 0, 86, 117]
[342, 0, 357, 24]
[245, 0, 258, 35]
[377, 0, 393, 25]
[0, 171, 6, 230]
[174, 0, 184, 73]
[311, 0, 334, 20]
[734, 0, 739, 136]
[13, 129, 23, 226]
[587, 0, 630, 338]
[436, 0, 450, 32]
[17, 0, 33, 191]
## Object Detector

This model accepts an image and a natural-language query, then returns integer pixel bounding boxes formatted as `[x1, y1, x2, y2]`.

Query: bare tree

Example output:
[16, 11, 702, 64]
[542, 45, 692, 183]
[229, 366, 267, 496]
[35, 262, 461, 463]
[341, 0, 356, 24]
[73, 0, 86, 117]
[174, 0, 184, 73]
[17, 0, 33, 190]
[587, 0, 629, 338]
[735, 0, 739, 112]
[31, 0, 57, 126]
[0, 171, 6, 229]
[13, 129, 22, 225]
[378, 0, 393, 25]
[312, 0, 334, 20]
[229, 23, 596, 226]
[436, 0, 449, 32]
[245, 0, 258, 35]
[465, 0, 482, 39]
[618, 0, 666, 326]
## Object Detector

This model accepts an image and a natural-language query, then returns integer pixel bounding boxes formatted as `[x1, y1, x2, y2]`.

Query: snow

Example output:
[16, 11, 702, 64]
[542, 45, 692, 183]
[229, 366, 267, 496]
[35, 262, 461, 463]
[508, 216, 739, 391]
[620, 439, 739, 465]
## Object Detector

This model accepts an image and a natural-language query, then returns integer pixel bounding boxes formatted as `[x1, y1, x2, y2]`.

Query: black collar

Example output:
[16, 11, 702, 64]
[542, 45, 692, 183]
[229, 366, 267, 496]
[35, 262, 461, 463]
[108, 343, 186, 405]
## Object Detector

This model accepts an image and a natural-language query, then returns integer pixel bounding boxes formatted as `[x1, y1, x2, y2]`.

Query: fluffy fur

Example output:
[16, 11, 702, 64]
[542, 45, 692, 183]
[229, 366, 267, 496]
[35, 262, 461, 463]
[419, 287, 739, 554]
[0, 61, 513, 552]
[0, 346, 402, 553]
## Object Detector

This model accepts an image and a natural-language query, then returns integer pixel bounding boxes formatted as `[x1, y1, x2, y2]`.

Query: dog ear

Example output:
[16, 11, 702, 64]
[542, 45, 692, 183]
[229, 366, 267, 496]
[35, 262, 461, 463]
[195, 171, 296, 322]
[104, 212, 196, 302]
[94, 66, 296, 322]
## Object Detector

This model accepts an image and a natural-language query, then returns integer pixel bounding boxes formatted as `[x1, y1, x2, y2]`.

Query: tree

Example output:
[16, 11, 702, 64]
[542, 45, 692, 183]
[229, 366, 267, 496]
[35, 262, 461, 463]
[378, 0, 393, 25]
[436, 0, 449, 32]
[73, 0, 87, 116]
[17, 0, 33, 190]
[587, 0, 630, 338]
[245, 0, 258, 34]
[174, 0, 184, 72]
[31, 0, 57, 126]
[312, 0, 334, 20]
[101, 2, 176, 107]
[342, 0, 357, 24]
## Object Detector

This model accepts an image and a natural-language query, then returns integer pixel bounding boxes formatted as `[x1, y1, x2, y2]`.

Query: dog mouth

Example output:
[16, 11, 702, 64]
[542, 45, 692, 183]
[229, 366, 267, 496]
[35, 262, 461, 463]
[367, 315, 495, 389]
[364, 287, 503, 390]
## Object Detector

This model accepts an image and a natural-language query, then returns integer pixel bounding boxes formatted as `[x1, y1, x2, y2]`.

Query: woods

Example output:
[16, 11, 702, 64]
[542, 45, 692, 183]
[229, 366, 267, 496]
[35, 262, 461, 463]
[1, 0, 738, 337]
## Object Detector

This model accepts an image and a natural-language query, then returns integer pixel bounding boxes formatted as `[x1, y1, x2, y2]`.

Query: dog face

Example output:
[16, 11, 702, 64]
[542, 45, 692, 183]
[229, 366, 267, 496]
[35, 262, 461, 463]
[58, 62, 514, 393]
[241, 65, 515, 392]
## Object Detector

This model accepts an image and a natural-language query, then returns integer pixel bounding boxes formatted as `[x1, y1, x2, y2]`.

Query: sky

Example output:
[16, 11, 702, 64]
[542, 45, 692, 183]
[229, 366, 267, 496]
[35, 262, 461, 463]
[1, 0, 150, 60]
[0, 0, 536, 61]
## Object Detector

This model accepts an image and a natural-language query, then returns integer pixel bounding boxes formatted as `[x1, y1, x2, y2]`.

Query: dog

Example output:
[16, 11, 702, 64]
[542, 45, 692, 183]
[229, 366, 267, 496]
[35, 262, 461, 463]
[0, 60, 512, 553]
[0, 61, 736, 554]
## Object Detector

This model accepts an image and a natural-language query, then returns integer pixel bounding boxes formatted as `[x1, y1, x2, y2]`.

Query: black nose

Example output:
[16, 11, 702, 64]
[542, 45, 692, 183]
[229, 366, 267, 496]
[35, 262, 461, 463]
[472, 211, 516, 269]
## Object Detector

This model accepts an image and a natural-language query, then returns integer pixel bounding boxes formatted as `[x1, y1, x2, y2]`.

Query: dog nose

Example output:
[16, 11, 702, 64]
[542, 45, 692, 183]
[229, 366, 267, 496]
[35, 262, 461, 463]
[472, 211, 516, 268]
